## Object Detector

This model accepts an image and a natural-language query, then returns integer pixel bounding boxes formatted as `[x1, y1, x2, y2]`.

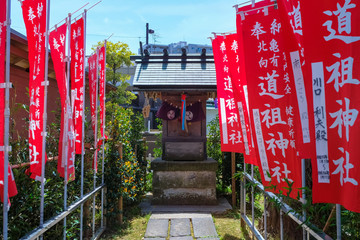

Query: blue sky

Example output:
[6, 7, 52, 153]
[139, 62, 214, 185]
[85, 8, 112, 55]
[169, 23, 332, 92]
[11, 0, 246, 54]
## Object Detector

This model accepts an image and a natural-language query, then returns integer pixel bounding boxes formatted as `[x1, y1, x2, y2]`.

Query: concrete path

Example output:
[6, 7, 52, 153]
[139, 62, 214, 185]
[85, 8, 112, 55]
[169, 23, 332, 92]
[144, 213, 219, 240]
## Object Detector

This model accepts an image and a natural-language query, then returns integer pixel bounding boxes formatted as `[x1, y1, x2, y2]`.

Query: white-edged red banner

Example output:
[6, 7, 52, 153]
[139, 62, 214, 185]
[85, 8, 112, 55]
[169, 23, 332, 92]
[237, 2, 303, 198]
[302, 0, 360, 213]
[88, 52, 98, 171]
[98, 45, 106, 139]
[0, 0, 17, 203]
[224, 33, 258, 165]
[22, 0, 47, 180]
[49, 22, 75, 181]
[70, 17, 85, 154]
[213, 35, 244, 153]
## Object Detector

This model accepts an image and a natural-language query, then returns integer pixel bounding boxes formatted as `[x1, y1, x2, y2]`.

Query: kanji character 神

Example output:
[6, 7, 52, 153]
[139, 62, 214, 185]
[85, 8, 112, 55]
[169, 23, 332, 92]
[329, 97, 358, 141]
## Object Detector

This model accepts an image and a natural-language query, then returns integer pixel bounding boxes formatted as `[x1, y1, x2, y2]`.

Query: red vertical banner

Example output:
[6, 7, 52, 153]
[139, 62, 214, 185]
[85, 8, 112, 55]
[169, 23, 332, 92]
[238, 3, 303, 198]
[89, 52, 98, 135]
[49, 23, 75, 181]
[225, 34, 258, 165]
[0, 0, 6, 182]
[98, 45, 106, 139]
[22, 0, 47, 180]
[88, 52, 98, 171]
[302, 0, 360, 212]
[212, 36, 244, 153]
[70, 18, 84, 154]
[0, 0, 17, 203]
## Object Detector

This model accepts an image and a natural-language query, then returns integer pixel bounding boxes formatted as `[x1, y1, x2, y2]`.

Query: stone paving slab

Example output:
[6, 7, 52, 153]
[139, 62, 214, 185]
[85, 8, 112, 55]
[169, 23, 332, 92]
[170, 237, 194, 240]
[151, 213, 211, 219]
[144, 238, 166, 240]
[145, 219, 169, 238]
[170, 218, 191, 237]
[192, 217, 218, 238]
[196, 238, 220, 240]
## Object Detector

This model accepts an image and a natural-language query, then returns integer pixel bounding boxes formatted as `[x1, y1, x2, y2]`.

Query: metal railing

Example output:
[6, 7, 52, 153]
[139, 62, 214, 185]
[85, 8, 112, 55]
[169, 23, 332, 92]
[239, 162, 334, 240]
[20, 185, 106, 240]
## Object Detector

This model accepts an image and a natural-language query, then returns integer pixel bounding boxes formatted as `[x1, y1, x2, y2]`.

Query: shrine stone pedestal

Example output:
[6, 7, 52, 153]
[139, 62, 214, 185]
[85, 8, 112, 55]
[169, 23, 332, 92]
[151, 158, 218, 205]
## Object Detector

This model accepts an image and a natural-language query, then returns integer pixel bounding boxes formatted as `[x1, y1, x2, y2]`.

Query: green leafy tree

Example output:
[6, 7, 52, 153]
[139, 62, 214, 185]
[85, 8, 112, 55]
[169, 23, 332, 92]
[92, 41, 136, 105]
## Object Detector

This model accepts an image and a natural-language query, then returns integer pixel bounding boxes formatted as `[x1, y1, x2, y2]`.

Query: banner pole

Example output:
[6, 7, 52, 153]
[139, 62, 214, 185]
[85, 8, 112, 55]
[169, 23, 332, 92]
[92, 45, 99, 240]
[63, 14, 71, 240]
[302, 159, 307, 240]
[81, 9, 87, 240]
[40, 0, 51, 236]
[251, 164, 254, 233]
[101, 39, 107, 229]
[336, 204, 341, 239]
[244, 163, 246, 216]
[3, 0, 11, 238]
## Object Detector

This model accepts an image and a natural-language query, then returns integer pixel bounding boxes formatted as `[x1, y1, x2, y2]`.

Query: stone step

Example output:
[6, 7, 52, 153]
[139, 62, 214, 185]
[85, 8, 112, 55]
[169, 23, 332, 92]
[144, 219, 169, 238]
[170, 218, 191, 237]
[144, 213, 219, 240]
[192, 217, 218, 238]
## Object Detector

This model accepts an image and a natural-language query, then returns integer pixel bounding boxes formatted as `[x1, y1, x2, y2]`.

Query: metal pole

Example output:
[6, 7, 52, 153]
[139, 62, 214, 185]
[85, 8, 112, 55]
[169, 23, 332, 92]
[231, 152, 236, 207]
[146, 23, 149, 45]
[101, 39, 107, 229]
[244, 163, 247, 216]
[40, 0, 51, 237]
[264, 195, 267, 240]
[3, 0, 11, 238]
[251, 164, 255, 236]
[302, 159, 307, 240]
[80, 9, 87, 240]
[336, 204, 341, 240]
[280, 197, 283, 240]
[63, 13, 72, 240]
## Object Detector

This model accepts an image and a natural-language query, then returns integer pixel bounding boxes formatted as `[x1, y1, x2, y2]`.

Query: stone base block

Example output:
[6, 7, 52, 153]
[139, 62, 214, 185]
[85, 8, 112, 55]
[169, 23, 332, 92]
[151, 158, 217, 205]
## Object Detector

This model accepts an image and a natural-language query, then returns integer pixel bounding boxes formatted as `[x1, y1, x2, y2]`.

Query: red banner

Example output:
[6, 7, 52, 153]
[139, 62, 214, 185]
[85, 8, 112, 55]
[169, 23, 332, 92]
[225, 33, 258, 165]
[213, 35, 244, 153]
[49, 23, 75, 181]
[238, 3, 303, 198]
[302, 0, 360, 212]
[98, 45, 106, 139]
[88, 52, 98, 171]
[70, 18, 84, 154]
[22, 0, 47, 180]
[0, 0, 17, 203]
[89, 52, 98, 135]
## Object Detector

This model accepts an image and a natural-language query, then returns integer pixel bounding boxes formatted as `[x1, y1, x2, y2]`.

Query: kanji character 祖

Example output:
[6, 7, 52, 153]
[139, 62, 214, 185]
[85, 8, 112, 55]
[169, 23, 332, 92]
[326, 53, 359, 92]
[261, 104, 286, 128]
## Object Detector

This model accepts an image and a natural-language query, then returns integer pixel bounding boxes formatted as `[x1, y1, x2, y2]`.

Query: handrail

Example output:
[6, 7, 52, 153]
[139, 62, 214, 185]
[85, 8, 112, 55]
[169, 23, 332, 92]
[20, 184, 106, 240]
[242, 172, 333, 240]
